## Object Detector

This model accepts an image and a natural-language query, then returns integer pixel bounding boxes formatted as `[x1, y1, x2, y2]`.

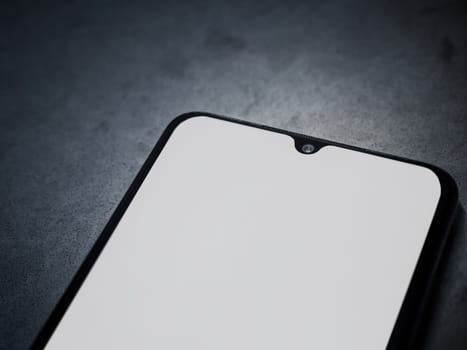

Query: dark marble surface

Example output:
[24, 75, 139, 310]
[1, 0, 466, 348]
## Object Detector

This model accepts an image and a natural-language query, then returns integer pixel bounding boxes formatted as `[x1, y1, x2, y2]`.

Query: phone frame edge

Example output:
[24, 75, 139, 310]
[31, 111, 459, 350]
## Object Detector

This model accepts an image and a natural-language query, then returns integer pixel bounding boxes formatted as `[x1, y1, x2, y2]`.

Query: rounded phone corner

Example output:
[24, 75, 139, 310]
[417, 162, 459, 210]
[173, 111, 211, 122]
[167, 111, 211, 129]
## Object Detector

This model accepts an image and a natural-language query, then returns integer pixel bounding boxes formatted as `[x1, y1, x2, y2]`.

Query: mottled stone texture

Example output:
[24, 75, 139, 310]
[0, 0, 466, 349]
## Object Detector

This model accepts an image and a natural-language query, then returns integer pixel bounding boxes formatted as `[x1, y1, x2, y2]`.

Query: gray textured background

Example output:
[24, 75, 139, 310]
[1, 0, 466, 349]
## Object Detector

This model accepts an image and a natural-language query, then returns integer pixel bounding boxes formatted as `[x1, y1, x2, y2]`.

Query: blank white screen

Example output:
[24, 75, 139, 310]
[46, 116, 441, 349]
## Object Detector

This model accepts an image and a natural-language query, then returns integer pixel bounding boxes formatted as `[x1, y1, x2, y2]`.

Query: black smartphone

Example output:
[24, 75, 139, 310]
[34, 112, 458, 349]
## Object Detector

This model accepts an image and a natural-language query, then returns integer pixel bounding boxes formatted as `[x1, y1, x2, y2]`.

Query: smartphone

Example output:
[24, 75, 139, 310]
[34, 112, 458, 349]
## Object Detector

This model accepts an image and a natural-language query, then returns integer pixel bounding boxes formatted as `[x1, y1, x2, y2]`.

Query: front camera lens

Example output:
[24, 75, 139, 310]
[301, 144, 315, 154]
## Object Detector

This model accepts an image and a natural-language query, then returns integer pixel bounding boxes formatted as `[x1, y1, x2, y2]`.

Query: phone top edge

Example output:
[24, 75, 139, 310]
[174, 111, 458, 203]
